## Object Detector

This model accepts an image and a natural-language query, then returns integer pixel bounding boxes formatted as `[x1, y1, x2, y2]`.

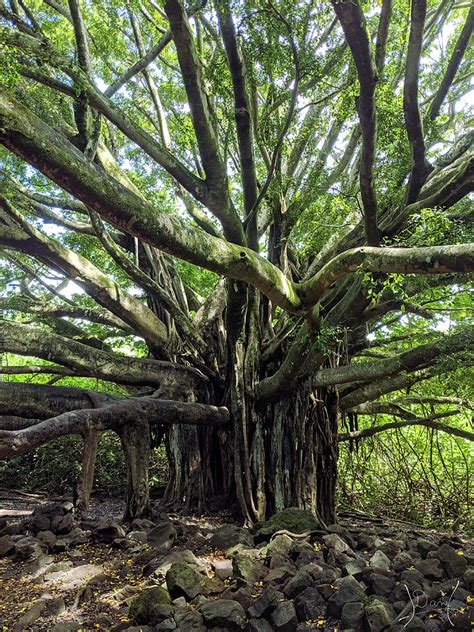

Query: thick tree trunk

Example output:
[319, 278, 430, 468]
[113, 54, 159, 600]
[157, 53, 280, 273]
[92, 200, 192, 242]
[119, 421, 151, 520]
[74, 430, 99, 517]
[163, 385, 340, 525]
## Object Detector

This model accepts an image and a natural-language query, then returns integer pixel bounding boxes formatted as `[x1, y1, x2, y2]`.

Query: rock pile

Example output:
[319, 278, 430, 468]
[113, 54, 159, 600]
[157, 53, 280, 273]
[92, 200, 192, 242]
[0, 506, 472, 631]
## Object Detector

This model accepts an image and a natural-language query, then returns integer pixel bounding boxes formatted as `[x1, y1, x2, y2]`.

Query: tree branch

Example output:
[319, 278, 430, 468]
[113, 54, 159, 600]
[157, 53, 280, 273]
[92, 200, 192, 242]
[331, 0, 379, 245]
[428, 4, 474, 120]
[0, 397, 229, 458]
[339, 415, 474, 442]
[404, 0, 432, 202]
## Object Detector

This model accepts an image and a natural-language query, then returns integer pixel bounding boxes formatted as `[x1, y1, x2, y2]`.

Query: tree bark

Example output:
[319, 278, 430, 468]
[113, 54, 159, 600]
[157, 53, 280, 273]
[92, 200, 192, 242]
[119, 420, 151, 520]
[75, 430, 99, 516]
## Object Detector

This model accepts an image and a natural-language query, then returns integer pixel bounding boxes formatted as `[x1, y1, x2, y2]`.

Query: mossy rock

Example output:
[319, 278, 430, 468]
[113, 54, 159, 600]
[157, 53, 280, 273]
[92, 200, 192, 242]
[165, 562, 201, 601]
[129, 586, 171, 624]
[255, 508, 320, 542]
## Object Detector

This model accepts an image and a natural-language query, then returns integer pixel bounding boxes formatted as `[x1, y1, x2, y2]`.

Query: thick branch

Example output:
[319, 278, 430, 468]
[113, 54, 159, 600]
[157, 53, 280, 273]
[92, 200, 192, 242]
[312, 330, 471, 387]
[331, 0, 378, 245]
[0, 320, 206, 390]
[0, 397, 229, 458]
[404, 0, 431, 202]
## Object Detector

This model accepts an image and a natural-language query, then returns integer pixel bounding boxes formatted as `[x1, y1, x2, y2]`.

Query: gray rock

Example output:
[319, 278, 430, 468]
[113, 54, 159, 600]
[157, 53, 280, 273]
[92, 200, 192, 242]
[327, 576, 366, 618]
[14, 536, 44, 561]
[294, 587, 325, 621]
[209, 524, 254, 550]
[36, 530, 57, 549]
[150, 604, 174, 625]
[463, 566, 474, 591]
[392, 551, 413, 572]
[343, 558, 367, 580]
[94, 517, 126, 542]
[0, 534, 15, 557]
[369, 550, 391, 572]
[341, 601, 364, 629]
[15, 599, 46, 626]
[269, 601, 298, 632]
[200, 599, 247, 630]
[247, 586, 281, 618]
[369, 572, 396, 596]
[266, 534, 293, 558]
[46, 563, 104, 591]
[148, 522, 176, 549]
[284, 562, 337, 598]
[233, 553, 267, 585]
[129, 586, 171, 624]
[166, 563, 201, 601]
[50, 623, 83, 631]
[255, 508, 320, 542]
[416, 538, 438, 558]
[431, 543, 467, 578]
[323, 533, 353, 555]
[364, 603, 393, 631]
[175, 610, 206, 631]
[127, 530, 148, 543]
[212, 558, 233, 580]
[414, 558, 444, 580]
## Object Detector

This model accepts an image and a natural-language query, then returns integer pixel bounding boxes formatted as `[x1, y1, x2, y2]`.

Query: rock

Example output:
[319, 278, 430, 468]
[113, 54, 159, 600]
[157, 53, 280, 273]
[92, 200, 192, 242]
[341, 601, 364, 629]
[127, 530, 148, 543]
[44, 597, 66, 616]
[392, 551, 413, 572]
[431, 543, 467, 578]
[269, 601, 298, 632]
[255, 508, 319, 542]
[30, 503, 73, 535]
[463, 566, 474, 591]
[94, 517, 126, 542]
[323, 533, 353, 555]
[369, 550, 391, 572]
[131, 517, 156, 531]
[36, 530, 57, 549]
[155, 620, 177, 630]
[327, 576, 366, 618]
[247, 619, 274, 632]
[14, 536, 44, 561]
[166, 563, 201, 601]
[15, 599, 46, 627]
[247, 586, 281, 618]
[417, 538, 438, 558]
[284, 562, 337, 598]
[148, 522, 176, 549]
[414, 558, 444, 580]
[293, 587, 325, 621]
[343, 558, 367, 579]
[266, 534, 293, 558]
[150, 604, 174, 625]
[56, 512, 73, 535]
[175, 609, 206, 631]
[209, 524, 254, 550]
[50, 623, 83, 631]
[233, 553, 267, 584]
[129, 586, 171, 624]
[25, 553, 54, 577]
[364, 603, 393, 631]
[200, 599, 247, 630]
[369, 572, 396, 596]
[47, 563, 104, 591]
[212, 558, 233, 580]
[0, 534, 15, 557]
[144, 549, 205, 578]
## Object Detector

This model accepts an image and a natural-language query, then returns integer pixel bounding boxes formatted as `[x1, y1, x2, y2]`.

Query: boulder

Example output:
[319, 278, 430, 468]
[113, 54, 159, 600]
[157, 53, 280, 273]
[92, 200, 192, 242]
[364, 603, 393, 631]
[294, 587, 325, 621]
[269, 601, 298, 632]
[369, 550, 391, 572]
[341, 601, 364, 629]
[247, 586, 281, 618]
[327, 576, 366, 618]
[209, 524, 254, 550]
[46, 563, 104, 591]
[14, 536, 44, 561]
[431, 543, 467, 578]
[233, 553, 267, 584]
[148, 522, 176, 549]
[94, 517, 126, 543]
[212, 558, 233, 580]
[166, 563, 202, 601]
[414, 558, 444, 580]
[322, 533, 353, 555]
[0, 534, 15, 557]
[247, 620, 274, 632]
[200, 599, 247, 630]
[255, 508, 319, 542]
[129, 586, 171, 624]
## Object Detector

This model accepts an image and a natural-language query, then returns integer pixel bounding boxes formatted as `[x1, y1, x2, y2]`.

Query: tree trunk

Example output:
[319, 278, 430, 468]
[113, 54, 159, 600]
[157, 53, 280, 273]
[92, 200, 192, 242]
[74, 430, 99, 517]
[163, 385, 340, 524]
[119, 420, 151, 520]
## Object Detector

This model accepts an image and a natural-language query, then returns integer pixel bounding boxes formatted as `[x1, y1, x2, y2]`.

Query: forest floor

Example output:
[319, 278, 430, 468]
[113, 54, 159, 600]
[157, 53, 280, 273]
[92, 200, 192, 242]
[0, 491, 472, 631]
